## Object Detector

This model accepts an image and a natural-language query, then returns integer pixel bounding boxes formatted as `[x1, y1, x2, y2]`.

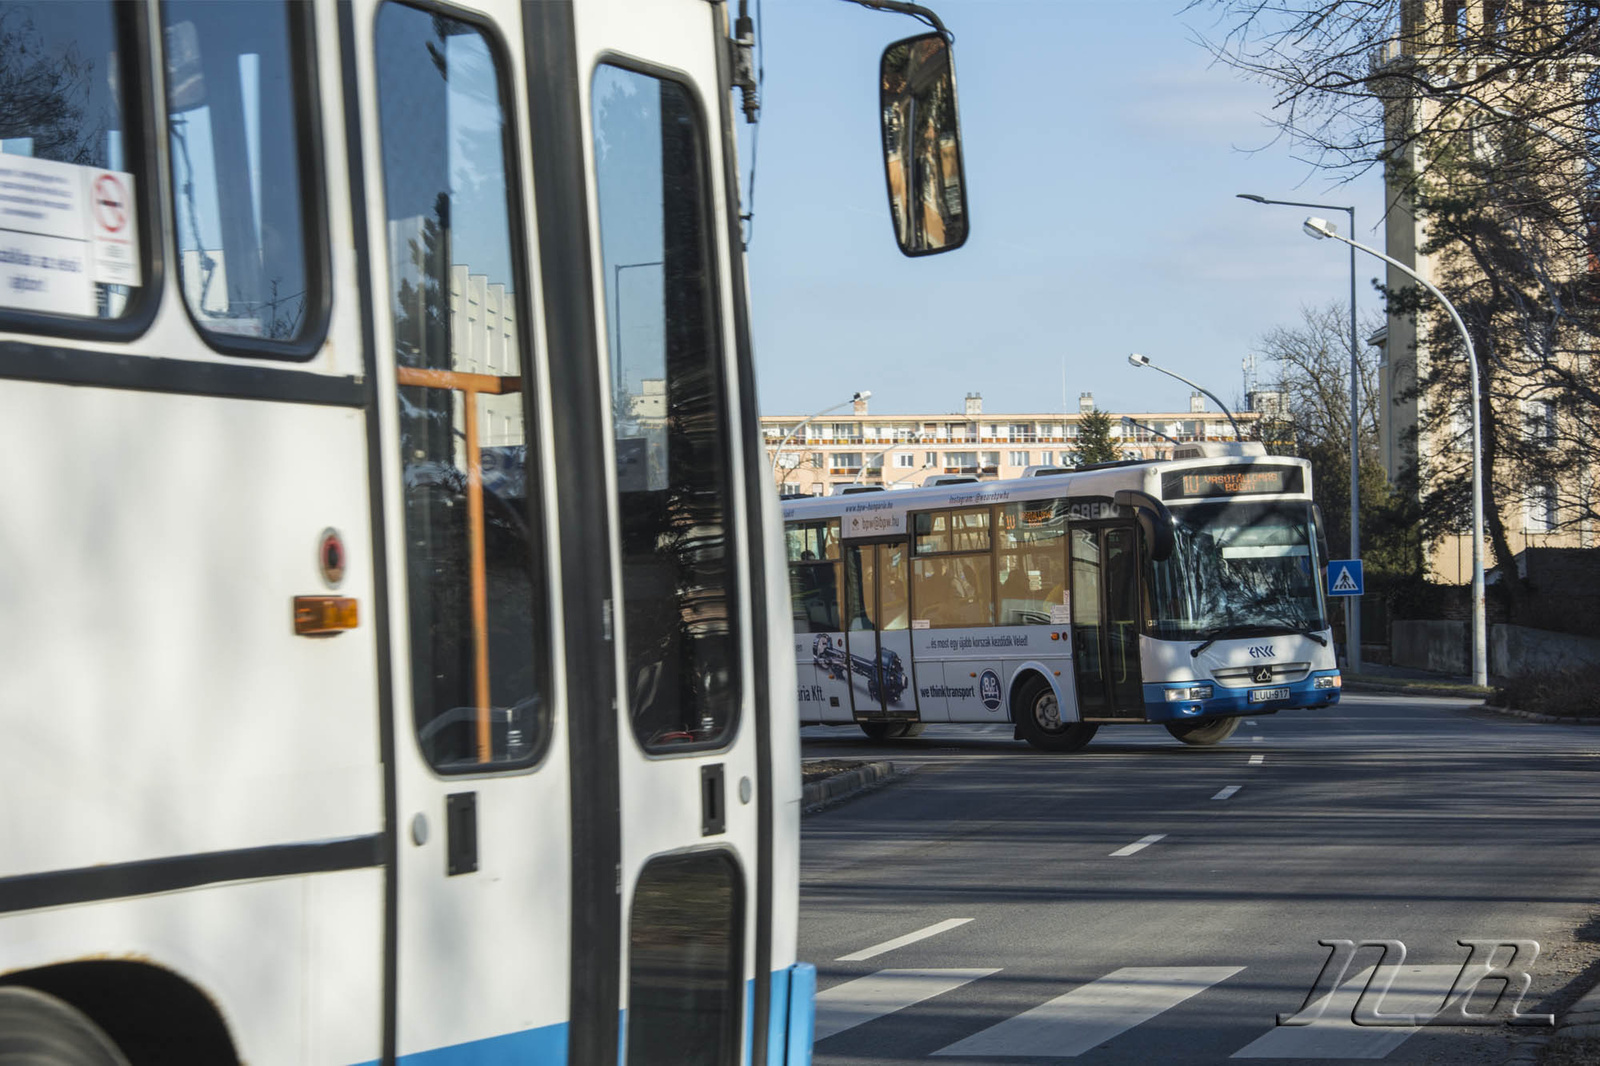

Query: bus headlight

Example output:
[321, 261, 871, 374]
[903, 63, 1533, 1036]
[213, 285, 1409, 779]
[1313, 675, 1341, 690]
[1164, 684, 1213, 701]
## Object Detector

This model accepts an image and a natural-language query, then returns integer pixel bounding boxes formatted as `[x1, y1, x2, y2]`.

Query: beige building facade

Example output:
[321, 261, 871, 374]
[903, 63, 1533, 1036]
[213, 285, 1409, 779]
[1370, 0, 1598, 580]
[764, 391, 1261, 496]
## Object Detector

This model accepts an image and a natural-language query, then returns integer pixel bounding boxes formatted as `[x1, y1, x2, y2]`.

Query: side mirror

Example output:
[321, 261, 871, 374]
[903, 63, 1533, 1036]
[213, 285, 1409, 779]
[1114, 489, 1175, 563]
[879, 33, 968, 256]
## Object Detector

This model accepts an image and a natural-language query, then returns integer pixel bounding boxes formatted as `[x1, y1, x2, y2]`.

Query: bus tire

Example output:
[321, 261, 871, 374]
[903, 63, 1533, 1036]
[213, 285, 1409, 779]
[0, 987, 131, 1066]
[1015, 677, 1098, 752]
[1165, 717, 1242, 746]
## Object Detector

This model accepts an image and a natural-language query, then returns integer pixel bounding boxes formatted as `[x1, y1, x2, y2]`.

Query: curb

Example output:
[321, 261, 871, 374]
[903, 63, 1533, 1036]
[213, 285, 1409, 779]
[1554, 978, 1600, 1043]
[1343, 680, 1491, 699]
[801, 761, 899, 812]
[1482, 705, 1600, 725]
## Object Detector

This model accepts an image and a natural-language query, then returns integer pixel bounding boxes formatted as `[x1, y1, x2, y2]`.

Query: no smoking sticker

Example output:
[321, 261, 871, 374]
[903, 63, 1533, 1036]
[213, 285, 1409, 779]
[86, 167, 139, 287]
[92, 174, 128, 233]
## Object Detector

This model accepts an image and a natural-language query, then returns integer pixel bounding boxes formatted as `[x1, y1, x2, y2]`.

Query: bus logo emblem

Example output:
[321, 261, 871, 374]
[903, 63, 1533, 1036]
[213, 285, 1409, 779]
[1249, 645, 1275, 659]
[979, 670, 1002, 710]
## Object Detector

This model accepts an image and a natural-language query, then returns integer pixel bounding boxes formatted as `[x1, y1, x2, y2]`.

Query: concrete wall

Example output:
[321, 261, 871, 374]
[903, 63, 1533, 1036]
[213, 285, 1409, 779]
[1393, 620, 1600, 678]
[1392, 620, 1468, 674]
[1491, 625, 1600, 678]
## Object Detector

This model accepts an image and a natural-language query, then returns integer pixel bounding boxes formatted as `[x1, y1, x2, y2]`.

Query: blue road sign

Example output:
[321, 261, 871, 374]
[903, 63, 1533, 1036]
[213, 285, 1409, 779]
[1327, 559, 1364, 596]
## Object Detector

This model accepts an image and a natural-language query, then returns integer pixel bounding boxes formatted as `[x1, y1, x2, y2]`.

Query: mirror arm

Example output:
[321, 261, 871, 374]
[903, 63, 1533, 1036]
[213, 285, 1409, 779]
[1113, 489, 1176, 563]
[836, 0, 952, 40]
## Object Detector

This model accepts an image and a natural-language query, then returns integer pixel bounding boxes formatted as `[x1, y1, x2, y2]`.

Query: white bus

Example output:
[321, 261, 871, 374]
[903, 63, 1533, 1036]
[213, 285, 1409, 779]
[784, 443, 1342, 751]
[0, 0, 966, 1062]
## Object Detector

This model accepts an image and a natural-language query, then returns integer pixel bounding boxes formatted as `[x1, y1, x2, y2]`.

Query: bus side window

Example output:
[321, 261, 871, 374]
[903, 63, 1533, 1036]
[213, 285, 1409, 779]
[593, 64, 738, 753]
[375, 2, 548, 772]
[0, 2, 152, 326]
[161, 0, 323, 353]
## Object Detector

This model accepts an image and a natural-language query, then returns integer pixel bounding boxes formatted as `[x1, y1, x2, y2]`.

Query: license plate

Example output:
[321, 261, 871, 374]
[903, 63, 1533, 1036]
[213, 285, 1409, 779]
[1249, 687, 1290, 703]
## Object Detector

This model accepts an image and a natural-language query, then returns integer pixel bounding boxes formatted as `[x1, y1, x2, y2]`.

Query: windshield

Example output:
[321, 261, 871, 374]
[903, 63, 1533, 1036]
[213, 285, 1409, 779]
[1146, 499, 1326, 642]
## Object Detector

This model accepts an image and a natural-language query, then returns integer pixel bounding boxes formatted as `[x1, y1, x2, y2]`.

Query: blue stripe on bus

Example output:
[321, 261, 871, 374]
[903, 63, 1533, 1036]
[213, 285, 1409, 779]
[355, 964, 817, 1066]
[370, 1021, 568, 1065]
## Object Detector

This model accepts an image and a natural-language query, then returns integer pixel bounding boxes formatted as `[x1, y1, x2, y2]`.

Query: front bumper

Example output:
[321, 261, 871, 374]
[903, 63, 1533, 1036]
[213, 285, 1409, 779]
[1143, 670, 1341, 721]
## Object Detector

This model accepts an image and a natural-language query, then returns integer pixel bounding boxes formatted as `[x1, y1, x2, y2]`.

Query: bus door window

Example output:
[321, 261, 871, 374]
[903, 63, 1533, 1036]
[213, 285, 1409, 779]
[879, 544, 909, 631]
[593, 64, 738, 753]
[1070, 527, 1106, 714]
[1103, 526, 1144, 710]
[844, 544, 883, 714]
[376, 2, 547, 771]
[875, 542, 916, 713]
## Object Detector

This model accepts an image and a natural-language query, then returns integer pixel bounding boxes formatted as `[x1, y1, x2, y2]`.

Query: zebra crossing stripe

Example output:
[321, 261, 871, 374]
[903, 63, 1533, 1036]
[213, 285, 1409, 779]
[932, 966, 1244, 1058]
[1231, 964, 1463, 1059]
[812, 968, 999, 1042]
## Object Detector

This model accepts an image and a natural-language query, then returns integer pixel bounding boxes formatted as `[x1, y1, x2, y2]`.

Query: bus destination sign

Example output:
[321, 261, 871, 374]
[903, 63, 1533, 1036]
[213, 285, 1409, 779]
[1161, 465, 1304, 500]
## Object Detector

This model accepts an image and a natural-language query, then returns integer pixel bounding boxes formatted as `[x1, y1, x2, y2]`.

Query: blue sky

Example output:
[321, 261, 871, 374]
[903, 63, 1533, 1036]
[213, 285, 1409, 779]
[741, 0, 1388, 420]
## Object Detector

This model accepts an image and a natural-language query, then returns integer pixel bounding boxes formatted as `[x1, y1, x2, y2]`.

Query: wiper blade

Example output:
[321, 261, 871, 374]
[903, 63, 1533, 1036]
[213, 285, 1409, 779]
[1189, 623, 1278, 658]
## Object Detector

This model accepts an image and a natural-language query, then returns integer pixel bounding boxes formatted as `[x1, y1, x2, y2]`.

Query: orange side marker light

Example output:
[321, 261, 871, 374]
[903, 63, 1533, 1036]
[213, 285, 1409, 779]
[295, 596, 359, 636]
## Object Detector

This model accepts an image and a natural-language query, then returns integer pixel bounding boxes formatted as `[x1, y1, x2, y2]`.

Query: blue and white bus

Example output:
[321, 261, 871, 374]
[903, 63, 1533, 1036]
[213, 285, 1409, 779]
[784, 443, 1341, 751]
[0, 0, 968, 1061]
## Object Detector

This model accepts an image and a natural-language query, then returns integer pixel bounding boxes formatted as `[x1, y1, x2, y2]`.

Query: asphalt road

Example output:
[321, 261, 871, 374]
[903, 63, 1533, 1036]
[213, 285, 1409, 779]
[798, 694, 1600, 1065]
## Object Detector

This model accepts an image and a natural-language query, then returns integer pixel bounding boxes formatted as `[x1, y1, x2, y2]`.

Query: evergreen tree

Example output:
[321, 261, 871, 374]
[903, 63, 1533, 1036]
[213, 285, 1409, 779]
[1075, 409, 1121, 466]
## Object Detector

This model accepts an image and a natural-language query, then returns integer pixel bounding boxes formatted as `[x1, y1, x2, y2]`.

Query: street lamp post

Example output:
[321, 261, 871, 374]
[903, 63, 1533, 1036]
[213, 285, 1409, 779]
[1302, 216, 1487, 687]
[1239, 193, 1363, 674]
[770, 391, 872, 486]
[1126, 353, 1243, 440]
[611, 259, 663, 398]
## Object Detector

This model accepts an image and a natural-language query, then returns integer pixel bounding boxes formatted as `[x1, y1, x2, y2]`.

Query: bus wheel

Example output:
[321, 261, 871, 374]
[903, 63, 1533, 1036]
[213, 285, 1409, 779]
[1015, 677, 1098, 752]
[0, 987, 131, 1066]
[1165, 717, 1242, 746]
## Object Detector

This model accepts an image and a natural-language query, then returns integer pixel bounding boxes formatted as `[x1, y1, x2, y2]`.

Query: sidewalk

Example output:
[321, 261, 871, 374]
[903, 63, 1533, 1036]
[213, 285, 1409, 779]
[1340, 661, 1496, 699]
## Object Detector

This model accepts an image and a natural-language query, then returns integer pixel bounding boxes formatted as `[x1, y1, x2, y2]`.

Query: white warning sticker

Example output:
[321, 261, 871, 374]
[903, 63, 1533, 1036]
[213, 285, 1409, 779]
[0, 154, 140, 312]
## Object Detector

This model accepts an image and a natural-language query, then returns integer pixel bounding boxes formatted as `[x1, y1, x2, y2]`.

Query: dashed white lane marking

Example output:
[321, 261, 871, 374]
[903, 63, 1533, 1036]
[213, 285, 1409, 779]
[933, 966, 1245, 1057]
[1252, 736, 1264, 743]
[1245, 719, 1258, 727]
[836, 918, 974, 962]
[1110, 833, 1166, 857]
[1213, 785, 1242, 800]
[1249, 754, 1265, 764]
[813, 968, 998, 1041]
[1231, 964, 1463, 1059]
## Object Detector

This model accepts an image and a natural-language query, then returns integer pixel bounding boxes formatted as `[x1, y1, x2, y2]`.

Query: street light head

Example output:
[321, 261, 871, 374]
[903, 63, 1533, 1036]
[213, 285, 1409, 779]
[853, 390, 872, 401]
[1302, 216, 1336, 239]
[1236, 193, 1267, 203]
[1127, 353, 1150, 368]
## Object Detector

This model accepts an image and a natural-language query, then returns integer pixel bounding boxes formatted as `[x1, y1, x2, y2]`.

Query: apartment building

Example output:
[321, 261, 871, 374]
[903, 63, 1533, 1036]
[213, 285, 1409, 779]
[1369, 0, 1599, 581]
[764, 391, 1260, 496]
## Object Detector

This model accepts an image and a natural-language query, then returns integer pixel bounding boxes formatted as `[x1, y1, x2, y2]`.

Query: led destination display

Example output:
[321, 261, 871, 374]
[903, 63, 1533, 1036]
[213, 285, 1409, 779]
[1161, 465, 1305, 500]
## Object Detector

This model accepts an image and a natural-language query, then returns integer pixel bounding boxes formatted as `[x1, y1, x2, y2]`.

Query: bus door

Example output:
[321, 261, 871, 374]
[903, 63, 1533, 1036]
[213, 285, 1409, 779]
[844, 540, 917, 721]
[1070, 522, 1146, 718]
[366, 1, 575, 1060]
[582, 1, 765, 1062]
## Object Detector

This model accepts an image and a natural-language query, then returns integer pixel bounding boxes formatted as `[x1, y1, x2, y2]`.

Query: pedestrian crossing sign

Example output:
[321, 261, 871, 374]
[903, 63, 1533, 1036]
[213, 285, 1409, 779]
[1327, 559, 1363, 596]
